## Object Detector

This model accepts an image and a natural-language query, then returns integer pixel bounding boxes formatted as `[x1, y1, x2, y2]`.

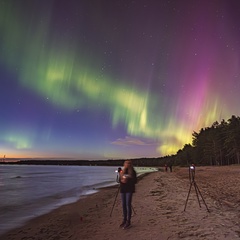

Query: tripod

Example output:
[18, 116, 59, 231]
[109, 185, 136, 217]
[184, 166, 210, 212]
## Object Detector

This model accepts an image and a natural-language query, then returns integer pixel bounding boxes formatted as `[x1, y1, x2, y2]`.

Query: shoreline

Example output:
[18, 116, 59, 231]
[0, 165, 158, 236]
[1, 166, 240, 239]
[0, 168, 155, 238]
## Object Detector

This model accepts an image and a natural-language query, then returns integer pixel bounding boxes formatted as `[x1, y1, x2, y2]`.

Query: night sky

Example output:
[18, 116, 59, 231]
[1, 0, 240, 160]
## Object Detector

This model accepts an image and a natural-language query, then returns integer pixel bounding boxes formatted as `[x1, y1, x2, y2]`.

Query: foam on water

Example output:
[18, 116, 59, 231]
[0, 164, 157, 235]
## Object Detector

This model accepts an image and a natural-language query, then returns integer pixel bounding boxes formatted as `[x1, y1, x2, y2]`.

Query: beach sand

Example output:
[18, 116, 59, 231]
[1, 165, 240, 240]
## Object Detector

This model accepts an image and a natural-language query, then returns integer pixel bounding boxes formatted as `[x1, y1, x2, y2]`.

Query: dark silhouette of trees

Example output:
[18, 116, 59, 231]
[175, 144, 195, 166]
[176, 115, 240, 166]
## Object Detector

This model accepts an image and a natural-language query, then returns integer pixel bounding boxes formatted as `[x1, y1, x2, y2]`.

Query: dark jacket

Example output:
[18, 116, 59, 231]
[120, 169, 137, 193]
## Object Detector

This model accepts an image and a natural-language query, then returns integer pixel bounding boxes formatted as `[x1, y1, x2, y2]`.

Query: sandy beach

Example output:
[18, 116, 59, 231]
[1, 165, 240, 240]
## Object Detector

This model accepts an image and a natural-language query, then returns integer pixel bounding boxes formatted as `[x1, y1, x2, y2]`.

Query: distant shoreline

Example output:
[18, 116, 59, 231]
[0, 158, 164, 167]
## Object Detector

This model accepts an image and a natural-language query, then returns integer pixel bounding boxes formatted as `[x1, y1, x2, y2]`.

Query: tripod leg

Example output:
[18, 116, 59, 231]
[184, 182, 193, 211]
[110, 186, 120, 217]
[193, 182, 201, 208]
[131, 205, 136, 215]
[195, 183, 210, 212]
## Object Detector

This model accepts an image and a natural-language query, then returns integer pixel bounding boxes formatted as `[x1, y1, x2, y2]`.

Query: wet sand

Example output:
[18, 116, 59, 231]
[1, 165, 240, 239]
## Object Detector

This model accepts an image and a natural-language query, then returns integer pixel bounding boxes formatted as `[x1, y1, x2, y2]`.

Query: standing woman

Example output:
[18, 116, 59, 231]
[119, 160, 137, 229]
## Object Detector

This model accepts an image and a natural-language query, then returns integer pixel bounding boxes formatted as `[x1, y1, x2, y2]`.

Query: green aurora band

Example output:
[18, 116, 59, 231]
[1, 1, 223, 157]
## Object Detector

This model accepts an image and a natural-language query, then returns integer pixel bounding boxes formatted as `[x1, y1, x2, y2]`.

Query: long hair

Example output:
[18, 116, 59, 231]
[122, 160, 134, 176]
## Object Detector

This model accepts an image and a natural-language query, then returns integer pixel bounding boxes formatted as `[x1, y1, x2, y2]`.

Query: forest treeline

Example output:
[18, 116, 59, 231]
[173, 115, 240, 166]
[1, 115, 239, 167]
[127, 115, 240, 167]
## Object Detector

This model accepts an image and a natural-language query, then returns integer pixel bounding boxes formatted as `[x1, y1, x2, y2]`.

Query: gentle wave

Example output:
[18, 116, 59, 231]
[0, 164, 157, 235]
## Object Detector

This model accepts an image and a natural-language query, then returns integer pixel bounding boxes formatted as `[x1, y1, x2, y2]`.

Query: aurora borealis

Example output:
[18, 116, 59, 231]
[0, 0, 240, 160]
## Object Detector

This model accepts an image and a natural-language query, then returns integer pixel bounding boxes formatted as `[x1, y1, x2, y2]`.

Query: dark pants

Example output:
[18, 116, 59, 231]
[121, 192, 133, 223]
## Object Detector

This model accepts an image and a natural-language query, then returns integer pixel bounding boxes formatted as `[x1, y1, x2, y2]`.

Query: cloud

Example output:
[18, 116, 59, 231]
[111, 136, 157, 147]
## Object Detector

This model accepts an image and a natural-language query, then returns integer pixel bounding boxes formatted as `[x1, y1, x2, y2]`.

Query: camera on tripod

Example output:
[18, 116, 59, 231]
[190, 165, 195, 170]
[184, 163, 210, 212]
[115, 167, 122, 173]
[188, 164, 195, 182]
[115, 167, 122, 183]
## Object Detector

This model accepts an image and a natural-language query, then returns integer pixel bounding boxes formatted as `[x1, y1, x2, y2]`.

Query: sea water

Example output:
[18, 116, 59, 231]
[0, 164, 157, 235]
